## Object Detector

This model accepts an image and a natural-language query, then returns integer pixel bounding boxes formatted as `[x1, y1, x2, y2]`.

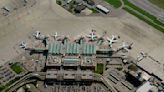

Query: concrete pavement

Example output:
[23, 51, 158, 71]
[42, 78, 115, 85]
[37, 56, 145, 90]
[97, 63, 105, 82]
[0, 0, 164, 67]
[3, 72, 45, 92]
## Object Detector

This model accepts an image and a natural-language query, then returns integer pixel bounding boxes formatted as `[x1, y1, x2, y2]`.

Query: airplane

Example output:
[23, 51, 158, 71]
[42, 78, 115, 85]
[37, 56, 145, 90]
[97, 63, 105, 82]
[107, 35, 119, 47]
[117, 42, 133, 52]
[33, 31, 41, 39]
[19, 41, 27, 49]
[87, 30, 97, 41]
[52, 32, 59, 39]
[2, 6, 10, 12]
[33, 31, 48, 40]
[137, 52, 147, 61]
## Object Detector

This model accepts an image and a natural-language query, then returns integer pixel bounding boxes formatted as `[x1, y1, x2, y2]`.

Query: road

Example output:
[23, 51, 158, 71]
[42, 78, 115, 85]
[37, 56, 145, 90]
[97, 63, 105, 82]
[128, 0, 164, 21]
[93, 73, 117, 92]
[8, 80, 37, 92]
[3, 72, 45, 92]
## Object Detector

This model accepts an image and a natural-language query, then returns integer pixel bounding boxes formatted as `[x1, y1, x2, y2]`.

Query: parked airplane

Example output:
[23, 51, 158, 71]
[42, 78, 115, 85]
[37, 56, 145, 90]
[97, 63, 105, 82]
[2, 7, 10, 12]
[137, 52, 147, 61]
[107, 35, 118, 47]
[19, 41, 27, 49]
[33, 31, 48, 40]
[87, 30, 97, 41]
[52, 32, 60, 39]
[33, 31, 41, 39]
[117, 42, 133, 52]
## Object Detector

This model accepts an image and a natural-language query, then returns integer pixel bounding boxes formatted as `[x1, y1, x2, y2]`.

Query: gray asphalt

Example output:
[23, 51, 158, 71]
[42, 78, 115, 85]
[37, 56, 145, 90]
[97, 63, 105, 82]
[128, 0, 164, 21]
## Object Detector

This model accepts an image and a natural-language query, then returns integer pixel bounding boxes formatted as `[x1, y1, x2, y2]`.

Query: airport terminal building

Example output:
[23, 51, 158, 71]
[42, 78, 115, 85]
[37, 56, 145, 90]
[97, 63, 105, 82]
[45, 37, 110, 82]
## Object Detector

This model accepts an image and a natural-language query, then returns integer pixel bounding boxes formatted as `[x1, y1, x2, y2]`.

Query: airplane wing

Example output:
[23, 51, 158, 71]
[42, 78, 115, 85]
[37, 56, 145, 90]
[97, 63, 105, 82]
[92, 35, 97, 38]
[55, 32, 58, 36]
[124, 47, 129, 52]
[107, 37, 112, 41]
[87, 35, 92, 38]
[112, 39, 117, 42]
[122, 42, 126, 47]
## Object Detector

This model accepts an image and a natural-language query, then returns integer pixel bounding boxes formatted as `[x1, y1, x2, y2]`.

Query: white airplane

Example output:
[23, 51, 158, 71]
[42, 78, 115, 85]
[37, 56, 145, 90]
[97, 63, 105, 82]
[87, 30, 97, 41]
[33, 31, 41, 39]
[107, 35, 118, 47]
[33, 31, 48, 40]
[19, 41, 27, 49]
[117, 42, 133, 52]
[52, 32, 59, 39]
[2, 6, 10, 12]
[137, 52, 147, 61]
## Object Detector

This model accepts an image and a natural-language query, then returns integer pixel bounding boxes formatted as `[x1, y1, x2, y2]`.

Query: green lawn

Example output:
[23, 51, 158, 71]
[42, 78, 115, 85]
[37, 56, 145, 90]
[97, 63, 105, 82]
[149, 0, 164, 9]
[95, 63, 104, 74]
[10, 63, 23, 74]
[105, 0, 122, 8]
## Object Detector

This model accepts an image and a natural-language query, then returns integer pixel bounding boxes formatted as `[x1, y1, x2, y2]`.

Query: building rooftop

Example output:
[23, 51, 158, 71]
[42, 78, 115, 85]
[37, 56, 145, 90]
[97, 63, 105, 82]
[81, 57, 95, 67]
[65, 43, 80, 55]
[137, 56, 164, 81]
[48, 41, 62, 54]
[46, 56, 62, 66]
[81, 71, 93, 80]
[136, 81, 156, 92]
[46, 70, 58, 79]
[107, 69, 135, 92]
[63, 71, 76, 79]
[82, 43, 96, 55]
[63, 58, 80, 66]
[48, 41, 96, 55]
[46, 70, 93, 80]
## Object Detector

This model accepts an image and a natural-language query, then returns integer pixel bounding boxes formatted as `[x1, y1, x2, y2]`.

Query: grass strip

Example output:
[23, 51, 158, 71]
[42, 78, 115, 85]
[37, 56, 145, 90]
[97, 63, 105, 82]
[105, 0, 122, 8]
[123, 0, 164, 26]
[123, 7, 164, 33]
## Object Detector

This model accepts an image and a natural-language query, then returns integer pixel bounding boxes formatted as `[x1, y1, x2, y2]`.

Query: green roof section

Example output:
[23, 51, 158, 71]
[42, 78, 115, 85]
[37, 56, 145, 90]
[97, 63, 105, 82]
[79, 38, 85, 44]
[48, 41, 62, 54]
[82, 44, 96, 55]
[48, 41, 96, 55]
[63, 58, 79, 64]
[65, 43, 80, 54]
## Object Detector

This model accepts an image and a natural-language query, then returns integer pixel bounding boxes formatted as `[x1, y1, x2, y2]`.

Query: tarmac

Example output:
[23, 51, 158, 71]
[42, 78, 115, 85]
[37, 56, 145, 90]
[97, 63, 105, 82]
[0, 0, 164, 66]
